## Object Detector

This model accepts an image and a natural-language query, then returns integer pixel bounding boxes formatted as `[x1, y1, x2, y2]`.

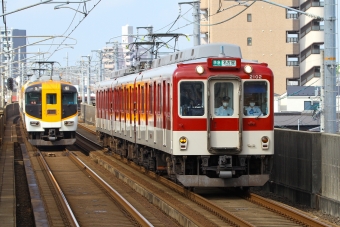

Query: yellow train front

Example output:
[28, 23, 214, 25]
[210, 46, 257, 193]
[22, 80, 78, 146]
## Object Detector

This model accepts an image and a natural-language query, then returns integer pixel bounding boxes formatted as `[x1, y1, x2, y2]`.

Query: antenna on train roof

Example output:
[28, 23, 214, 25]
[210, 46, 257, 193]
[219, 46, 226, 57]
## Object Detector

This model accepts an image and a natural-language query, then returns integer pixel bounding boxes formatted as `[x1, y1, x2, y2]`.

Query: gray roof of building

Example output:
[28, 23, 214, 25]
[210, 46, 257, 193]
[287, 86, 318, 96]
[274, 111, 319, 127]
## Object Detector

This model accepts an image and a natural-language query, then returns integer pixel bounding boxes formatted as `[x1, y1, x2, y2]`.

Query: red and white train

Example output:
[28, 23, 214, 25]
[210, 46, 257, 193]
[95, 43, 273, 188]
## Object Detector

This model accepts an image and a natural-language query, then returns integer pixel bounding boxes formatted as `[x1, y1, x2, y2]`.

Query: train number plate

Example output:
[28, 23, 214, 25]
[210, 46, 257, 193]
[212, 59, 236, 67]
[47, 109, 56, 114]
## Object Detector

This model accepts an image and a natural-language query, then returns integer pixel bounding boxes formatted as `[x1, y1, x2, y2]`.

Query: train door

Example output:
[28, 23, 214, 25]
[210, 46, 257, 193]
[207, 78, 242, 153]
[42, 82, 61, 127]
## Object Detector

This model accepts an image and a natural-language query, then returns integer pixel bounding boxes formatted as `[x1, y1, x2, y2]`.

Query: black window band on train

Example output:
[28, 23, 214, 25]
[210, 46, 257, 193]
[25, 85, 42, 119]
[61, 84, 78, 118]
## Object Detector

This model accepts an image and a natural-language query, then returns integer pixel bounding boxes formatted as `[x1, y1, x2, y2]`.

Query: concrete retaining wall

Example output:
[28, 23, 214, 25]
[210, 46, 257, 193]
[266, 129, 340, 218]
[319, 133, 340, 217]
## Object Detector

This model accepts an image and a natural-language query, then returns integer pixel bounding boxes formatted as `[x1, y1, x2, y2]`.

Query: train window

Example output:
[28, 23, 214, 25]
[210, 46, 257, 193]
[141, 86, 145, 113]
[243, 81, 268, 117]
[46, 94, 57, 104]
[26, 92, 41, 105]
[179, 81, 204, 116]
[62, 93, 77, 105]
[213, 82, 234, 117]
[157, 84, 161, 114]
[149, 84, 153, 113]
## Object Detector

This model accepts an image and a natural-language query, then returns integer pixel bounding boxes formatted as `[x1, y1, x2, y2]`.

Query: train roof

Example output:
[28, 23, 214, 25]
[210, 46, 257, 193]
[96, 43, 268, 89]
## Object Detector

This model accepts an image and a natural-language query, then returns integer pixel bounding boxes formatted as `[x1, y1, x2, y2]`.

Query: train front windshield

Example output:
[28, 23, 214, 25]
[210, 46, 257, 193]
[62, 92, 78, 105]
[243, 81, 268, 116]
[26, 92, 41, 105]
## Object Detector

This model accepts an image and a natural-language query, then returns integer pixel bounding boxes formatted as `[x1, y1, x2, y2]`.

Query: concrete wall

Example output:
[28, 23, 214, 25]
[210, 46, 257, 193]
[268, 129, 321, 208]
[320, 133, 340, 217]
[80, 103, 95, 125]
[6, 103, 19, 121]
[266, 128, 340, 218]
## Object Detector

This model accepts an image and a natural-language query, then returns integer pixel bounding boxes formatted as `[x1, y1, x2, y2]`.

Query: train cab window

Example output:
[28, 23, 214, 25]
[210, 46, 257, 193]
[243, 81, 268, 117]
[62, 93, 77, 105]
[213, 82, 234, 117]
[26, 92, 41, 105]
[46, 94, 57, 104]
[179, 81, 204, 116]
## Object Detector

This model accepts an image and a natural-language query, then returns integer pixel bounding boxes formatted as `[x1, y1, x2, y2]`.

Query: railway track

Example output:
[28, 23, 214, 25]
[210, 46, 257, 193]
[77, 123, 333, 227]
[36, 149, 152, 227]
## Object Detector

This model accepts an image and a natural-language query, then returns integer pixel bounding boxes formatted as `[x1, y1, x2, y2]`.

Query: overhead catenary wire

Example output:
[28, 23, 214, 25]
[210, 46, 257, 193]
[46, 0, 102, 61]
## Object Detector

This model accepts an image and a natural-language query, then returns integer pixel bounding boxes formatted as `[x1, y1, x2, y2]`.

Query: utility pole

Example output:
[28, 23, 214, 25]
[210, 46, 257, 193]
[114, 42, 119, 71]
[91, 50, 103, 82]
[66, 52, 68, 81]
[81, 59, 85, 104]
[320, 50, 325, 132]
[0, 43, 3, 108]
[323, 0, 337, 133]
[179, 1, 200, 46]
[137, 26, 153, 68]
[82, 56, 91, 105]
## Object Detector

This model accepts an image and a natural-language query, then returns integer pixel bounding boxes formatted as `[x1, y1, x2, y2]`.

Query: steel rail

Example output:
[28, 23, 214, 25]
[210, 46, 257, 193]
[37, 150, 80, 227]
[114, 154, 254, 227]
[246, 193, 331, 227]
[68, 151, 153, 227]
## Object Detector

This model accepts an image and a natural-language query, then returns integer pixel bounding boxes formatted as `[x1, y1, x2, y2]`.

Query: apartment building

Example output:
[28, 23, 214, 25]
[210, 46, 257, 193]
[0, 27, 26, 78]
[200, 0, 324, 95]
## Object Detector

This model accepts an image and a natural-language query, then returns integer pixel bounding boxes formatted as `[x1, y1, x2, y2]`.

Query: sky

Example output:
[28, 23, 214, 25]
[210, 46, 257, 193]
[3, 1, 339, 69]
[3, 0, 196, 67]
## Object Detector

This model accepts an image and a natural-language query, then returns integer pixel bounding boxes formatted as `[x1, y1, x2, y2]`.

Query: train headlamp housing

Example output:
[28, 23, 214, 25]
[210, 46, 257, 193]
[30, 121, 40, 126]
[244, 65, 253, 74]
[64, 121, 74, 126]
[179, 136, 188, 150]
[261, 136, 269, 150]
[196, 65, 205, 74]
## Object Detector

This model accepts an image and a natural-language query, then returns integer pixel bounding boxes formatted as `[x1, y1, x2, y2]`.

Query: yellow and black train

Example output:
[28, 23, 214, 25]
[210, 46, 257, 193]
[20, 75, 78, 146]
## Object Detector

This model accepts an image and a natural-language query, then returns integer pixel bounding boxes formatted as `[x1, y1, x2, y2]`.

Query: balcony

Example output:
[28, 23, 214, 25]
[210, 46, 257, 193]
[301, 0, 324, 12]
[287, 37, 299, 43]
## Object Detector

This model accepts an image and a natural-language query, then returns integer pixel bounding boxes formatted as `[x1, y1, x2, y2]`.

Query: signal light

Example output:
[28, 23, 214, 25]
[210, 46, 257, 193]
[7, 77, 13, 90]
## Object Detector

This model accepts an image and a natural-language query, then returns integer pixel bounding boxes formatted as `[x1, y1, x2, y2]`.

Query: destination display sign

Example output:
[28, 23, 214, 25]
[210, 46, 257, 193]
[207, 58, 241, 69]
[212, 59, 236, 67]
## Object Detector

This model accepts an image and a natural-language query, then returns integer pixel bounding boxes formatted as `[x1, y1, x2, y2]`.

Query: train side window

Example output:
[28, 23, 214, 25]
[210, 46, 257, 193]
[243, 81, 268, 117]
[179, 81, 204, 116]
[141, 86, 145, 113]
[149, 84, 153, 113]
[46, 94, 57, 104]
[213, 82, 234, 117]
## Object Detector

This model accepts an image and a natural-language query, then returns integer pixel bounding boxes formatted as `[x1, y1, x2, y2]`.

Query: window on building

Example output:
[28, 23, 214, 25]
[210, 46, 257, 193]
[247, 14, 252, 22]
[286, 31, 299, 43]
[286, 8, 298, 19]
[304, 101, 319, 111]
[286, 55, 299, 66]
[247, 37, 252, 46]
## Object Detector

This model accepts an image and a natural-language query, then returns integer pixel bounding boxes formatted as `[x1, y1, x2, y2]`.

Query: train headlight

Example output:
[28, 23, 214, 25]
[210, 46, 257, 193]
[64, 121, 74, 126]
[179, 136, 188, 150]
[244, 65, 253, 74]
[196, 65, 204, 75]
[30, 121, 40, 126]
[261, 136, 269, 150]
